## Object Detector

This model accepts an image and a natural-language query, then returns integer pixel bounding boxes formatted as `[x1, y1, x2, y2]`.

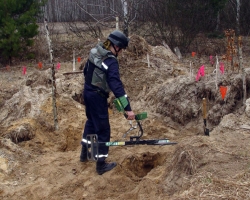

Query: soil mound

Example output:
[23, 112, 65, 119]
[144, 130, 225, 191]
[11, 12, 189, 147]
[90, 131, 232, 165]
[0, 35, 250, 200]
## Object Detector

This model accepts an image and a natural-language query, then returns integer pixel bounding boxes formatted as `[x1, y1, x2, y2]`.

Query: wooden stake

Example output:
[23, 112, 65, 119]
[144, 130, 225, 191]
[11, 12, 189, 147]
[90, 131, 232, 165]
[147, 53, 150, 68]
[190, 61, 192, 80]
[73, 48, 76, 71]
[202, 98, 209, 136]
[238, 36, 246, 104]
[215, 55, 219, 90]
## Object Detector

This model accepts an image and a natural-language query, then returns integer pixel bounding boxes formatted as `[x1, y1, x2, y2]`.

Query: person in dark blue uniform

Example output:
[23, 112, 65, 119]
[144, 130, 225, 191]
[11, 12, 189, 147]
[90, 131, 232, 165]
[80, 30, 135, 175]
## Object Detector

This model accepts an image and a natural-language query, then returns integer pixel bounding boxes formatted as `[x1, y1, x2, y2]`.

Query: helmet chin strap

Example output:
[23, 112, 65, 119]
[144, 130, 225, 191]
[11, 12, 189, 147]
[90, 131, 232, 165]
[111, 43, 121, 57]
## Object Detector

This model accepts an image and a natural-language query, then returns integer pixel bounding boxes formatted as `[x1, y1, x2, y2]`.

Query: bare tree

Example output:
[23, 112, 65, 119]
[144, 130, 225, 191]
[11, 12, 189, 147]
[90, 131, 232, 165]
[235, 0, 241, 36]
[44, 19, 59, 131]
[42, 0, 142, 37]
[39, 0, 250, 54]
[121, 0, 129, 36]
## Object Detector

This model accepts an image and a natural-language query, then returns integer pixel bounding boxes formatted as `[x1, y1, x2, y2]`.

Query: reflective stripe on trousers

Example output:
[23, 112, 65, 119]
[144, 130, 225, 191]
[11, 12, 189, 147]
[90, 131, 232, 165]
[81, 138, 108, 158]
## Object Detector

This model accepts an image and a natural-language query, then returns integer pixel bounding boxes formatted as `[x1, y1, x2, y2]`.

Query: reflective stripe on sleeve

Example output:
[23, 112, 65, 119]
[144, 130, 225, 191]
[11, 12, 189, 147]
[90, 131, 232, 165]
[102, 62, 108, 70]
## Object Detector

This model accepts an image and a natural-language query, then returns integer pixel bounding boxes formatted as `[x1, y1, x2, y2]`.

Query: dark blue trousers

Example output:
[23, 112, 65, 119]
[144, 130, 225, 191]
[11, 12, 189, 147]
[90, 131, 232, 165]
[82, 89, 110, 162]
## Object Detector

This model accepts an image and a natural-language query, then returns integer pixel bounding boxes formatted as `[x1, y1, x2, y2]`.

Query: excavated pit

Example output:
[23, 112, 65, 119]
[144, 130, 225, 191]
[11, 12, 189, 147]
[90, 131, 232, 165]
[122, 151, 167, 178]
[5, 124, 35, 144]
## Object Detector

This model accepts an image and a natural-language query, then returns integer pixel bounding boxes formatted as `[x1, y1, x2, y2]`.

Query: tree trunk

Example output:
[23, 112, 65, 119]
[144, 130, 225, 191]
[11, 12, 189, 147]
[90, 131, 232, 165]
[238, 36, 246, 104]
[44, 19, 59, 131]
[121, 0, 129, 36]
[236, 0, 241, 35]
[215, 12, 220, 31]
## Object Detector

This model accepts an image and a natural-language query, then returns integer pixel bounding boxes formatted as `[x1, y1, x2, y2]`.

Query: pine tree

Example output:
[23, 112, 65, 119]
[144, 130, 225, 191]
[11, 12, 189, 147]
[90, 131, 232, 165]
[0, 0, 47, 63]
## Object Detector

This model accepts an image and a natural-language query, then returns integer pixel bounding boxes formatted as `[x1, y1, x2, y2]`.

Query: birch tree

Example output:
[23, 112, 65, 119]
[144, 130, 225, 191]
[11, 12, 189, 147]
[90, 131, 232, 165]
[44, 18, 59, 131]
[235, 0, 241, 36]
[121, 0, 129, 36]
[226, 0, 241, 36]
[58, 0, 142, 38]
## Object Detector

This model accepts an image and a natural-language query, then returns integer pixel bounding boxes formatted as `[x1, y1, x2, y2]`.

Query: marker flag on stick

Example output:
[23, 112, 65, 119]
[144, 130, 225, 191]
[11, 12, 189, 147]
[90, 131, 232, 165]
[196, 65, 205, 81]
[38, 62, 43, 69]
[200, 65, 205, 76]
[191, 52, 196, 57]
[220, 86, 227, 100]
[210, 55, 214, 65]
[22, 66, 27, 75]
[56, 62, 61, 70]
[77, 57, 81, 62]
[219, 62, 224, 74]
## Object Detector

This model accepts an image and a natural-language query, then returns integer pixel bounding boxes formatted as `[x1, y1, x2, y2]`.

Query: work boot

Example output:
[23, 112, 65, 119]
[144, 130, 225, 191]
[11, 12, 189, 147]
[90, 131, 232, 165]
[96, 161, 117, 175]
[80, 145, 88, 162]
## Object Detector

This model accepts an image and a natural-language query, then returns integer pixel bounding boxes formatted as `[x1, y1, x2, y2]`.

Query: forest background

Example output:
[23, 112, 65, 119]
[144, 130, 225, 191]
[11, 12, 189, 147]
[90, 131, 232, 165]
[0, 0, 250, 65]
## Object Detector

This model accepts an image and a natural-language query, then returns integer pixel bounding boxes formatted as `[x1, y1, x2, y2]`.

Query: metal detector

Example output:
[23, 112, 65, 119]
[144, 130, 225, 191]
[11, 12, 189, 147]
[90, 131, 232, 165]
[86, 97, 177, 161]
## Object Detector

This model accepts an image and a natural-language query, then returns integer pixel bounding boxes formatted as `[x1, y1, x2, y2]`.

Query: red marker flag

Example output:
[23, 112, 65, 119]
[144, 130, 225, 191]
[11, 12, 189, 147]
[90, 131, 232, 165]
[196, 65, 205, 81]
[38, 62, 43, 69]
[56, 62, 61, 70]
[220, 62, 224, 74]
[77, 57, 81, 62]
[220, 86, 227, 100]
[209, 55, 214, 65]
[191, 52, 196, 57]
[200, 65, 205, 76]
[22, 66, 27, 75]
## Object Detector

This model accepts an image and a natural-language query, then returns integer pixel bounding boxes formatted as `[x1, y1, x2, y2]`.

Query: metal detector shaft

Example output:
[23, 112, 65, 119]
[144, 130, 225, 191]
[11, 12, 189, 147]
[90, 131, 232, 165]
[86, 134, 177, 161]
[103, 139, 177, 146]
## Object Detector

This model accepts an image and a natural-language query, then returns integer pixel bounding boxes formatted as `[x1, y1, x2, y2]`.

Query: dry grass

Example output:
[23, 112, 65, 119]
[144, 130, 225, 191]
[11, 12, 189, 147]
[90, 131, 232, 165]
[183, 171, 250, 199]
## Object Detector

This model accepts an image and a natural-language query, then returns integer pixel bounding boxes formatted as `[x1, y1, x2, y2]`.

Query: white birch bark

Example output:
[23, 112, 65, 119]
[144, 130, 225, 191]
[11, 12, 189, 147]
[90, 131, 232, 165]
[44, 19, 53, 63]
[121, 0, 129, 36]
[116, 16, 119, 30]
[236, 0, 241, 35]
[44, 19, 59, 131]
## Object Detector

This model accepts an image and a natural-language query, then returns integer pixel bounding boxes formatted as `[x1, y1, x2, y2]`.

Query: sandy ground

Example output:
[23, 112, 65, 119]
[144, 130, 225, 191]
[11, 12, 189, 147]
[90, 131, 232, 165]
[0, 34, 250, 200]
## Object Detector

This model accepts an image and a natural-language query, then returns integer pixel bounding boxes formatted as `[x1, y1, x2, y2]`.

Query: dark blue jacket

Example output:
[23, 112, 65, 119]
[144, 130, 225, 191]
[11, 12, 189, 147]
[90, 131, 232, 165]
[84, 57, 132, 111]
